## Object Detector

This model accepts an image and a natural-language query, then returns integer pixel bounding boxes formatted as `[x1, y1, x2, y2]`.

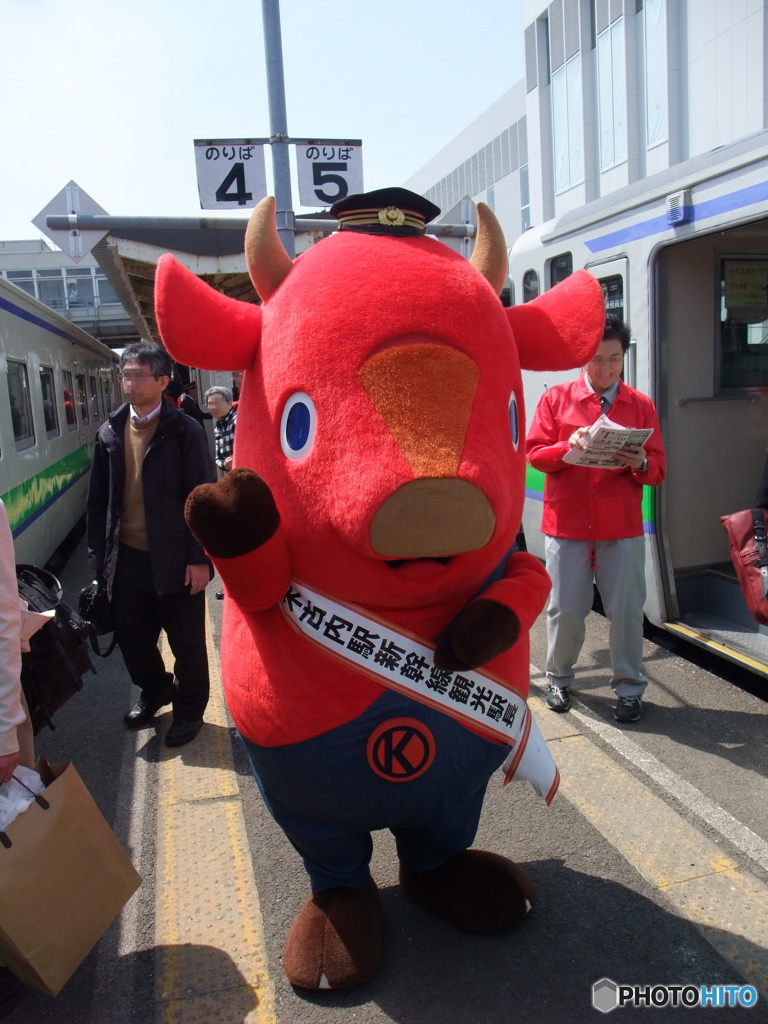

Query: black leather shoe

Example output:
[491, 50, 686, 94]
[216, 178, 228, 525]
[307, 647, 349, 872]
[124, 695, 172, 727]
[216, 590, 224, 600]
[165, 719, 203, 747]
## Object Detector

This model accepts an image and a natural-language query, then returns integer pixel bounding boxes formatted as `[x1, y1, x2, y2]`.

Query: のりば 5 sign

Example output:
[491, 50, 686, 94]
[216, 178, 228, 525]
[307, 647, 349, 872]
[194, 139, 268, 210]
[295, 140, 363, 207]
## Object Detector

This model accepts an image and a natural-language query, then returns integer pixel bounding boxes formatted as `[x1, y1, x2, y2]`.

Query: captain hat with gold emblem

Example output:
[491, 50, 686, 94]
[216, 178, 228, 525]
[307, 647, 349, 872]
[330, 187, 441, 237]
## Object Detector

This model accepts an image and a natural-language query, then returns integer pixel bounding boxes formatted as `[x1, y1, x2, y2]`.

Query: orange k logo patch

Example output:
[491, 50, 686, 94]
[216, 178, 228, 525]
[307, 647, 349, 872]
[366, 718, 436, 782]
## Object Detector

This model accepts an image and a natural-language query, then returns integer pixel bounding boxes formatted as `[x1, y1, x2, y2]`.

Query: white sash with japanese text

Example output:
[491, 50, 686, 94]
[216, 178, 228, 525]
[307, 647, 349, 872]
[280, 579, 559, 804]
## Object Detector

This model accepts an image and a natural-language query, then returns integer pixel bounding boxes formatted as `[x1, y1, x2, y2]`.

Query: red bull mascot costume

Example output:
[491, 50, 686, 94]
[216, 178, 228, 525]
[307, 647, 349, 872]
[155, 188, 604, 990]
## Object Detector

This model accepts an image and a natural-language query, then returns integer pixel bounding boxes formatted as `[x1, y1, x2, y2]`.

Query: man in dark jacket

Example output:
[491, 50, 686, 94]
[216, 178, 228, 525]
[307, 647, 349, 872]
[86, 342, 216, 746]
[178, 380, 211, 428]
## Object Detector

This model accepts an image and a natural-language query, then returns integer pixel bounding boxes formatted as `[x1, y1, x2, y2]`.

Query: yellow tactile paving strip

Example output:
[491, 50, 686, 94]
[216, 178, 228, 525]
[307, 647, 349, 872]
[533, 695, 768, 998]
[155, 607, 277, 1024]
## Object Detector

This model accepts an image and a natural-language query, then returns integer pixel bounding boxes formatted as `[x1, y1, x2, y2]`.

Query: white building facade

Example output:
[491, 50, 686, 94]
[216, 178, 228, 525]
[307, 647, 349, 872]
[407, 0, 768, 252]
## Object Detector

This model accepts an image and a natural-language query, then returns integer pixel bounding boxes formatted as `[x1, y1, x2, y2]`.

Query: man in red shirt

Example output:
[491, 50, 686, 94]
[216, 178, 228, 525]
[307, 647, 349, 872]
[526, 316, 666, 723]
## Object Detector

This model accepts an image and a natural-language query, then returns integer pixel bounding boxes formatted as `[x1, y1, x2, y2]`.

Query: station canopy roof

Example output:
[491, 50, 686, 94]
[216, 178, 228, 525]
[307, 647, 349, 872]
[92, 216, 331, 348]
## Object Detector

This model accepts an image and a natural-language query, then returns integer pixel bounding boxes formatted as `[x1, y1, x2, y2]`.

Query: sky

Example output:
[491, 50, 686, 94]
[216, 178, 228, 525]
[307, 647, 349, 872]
[1, 0, 524, 244]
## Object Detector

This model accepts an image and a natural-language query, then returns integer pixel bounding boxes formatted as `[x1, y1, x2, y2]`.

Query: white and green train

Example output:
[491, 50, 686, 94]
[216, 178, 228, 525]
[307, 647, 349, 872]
[0, 275, 120, 568]
[509, 128, 768, 679]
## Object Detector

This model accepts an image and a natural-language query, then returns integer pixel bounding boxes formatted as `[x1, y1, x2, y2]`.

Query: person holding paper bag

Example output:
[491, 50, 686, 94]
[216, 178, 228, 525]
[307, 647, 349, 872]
[526, 316, 666, 723]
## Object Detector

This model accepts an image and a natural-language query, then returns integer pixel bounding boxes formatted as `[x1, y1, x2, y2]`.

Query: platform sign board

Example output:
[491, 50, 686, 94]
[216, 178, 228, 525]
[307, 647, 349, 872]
[194, 139, 268, 210]
[295, 140, 363, 208]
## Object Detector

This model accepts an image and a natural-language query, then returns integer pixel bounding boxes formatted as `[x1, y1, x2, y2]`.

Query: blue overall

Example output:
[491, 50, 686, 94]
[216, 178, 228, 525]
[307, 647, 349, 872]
[240, 688, 509, 891]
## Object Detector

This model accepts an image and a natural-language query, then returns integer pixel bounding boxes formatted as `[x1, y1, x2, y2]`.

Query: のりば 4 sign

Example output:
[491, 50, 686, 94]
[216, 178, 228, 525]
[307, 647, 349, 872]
[295, 140, 363, 207]
[194, 139, 268, 210]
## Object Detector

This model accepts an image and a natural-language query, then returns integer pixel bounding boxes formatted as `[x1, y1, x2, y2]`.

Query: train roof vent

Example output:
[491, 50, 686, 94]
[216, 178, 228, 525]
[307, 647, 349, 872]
[666, 189, 692, 225]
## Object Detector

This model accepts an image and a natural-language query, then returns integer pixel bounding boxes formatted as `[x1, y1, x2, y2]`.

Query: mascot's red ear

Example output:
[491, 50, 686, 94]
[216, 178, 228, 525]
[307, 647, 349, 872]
[506, 270, 605, 371]
[155, 253, 262, 371]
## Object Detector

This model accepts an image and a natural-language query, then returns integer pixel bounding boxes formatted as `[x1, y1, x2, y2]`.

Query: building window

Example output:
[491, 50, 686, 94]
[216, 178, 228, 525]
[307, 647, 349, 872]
[5, 270, 35, 299]
[520, 164, 531, 231]
[62, 370, 77, 430]
[523, 270, 540, 302]
[65, 268, 95, 309]
[597, 16, 627, 168]
[39, 367, 60, 439]
[644, 0, 667, 148]
[8, 361, 36, 451]
[552, 54, 585, 193]
[36, 270, 65, 312]
[76, 373, 89, 425]
[96, 276, 120, 304]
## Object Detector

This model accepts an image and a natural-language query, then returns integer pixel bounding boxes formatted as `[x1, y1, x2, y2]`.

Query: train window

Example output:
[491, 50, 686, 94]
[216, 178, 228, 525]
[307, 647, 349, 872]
[89, 375, 100, 422]
[39, 367, 60, 439]
[76, 373, 89, 425]
[101, 377, 112, 416]
[62, 370, 77, 430]
[7, 361, 36, 452]
[523, 270, 540, 302]
[550, 253, 573, 286]
[600, 274, 624, 321]
[719, 257, 768, 389]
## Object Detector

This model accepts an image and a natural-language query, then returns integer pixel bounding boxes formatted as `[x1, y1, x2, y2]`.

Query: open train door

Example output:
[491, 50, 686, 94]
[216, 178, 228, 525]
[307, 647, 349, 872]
[653, 222, 768, 677]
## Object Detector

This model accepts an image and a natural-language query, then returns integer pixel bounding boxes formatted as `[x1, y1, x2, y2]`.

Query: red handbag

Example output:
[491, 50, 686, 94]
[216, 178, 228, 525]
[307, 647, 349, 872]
[720, 508, 768, 625]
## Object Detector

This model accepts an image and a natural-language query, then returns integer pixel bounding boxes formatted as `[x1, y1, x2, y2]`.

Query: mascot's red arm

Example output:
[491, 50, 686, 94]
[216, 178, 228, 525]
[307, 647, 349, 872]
[184, 467, 292, 611]
[434, 551, 551, 672]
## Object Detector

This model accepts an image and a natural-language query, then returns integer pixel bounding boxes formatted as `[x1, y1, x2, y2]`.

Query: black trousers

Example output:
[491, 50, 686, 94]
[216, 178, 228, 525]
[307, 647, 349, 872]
[112, 545, 209, 721]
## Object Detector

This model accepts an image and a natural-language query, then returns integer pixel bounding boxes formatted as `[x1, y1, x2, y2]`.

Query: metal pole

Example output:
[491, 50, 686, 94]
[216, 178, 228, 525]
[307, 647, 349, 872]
[45, 214, 477, 238]
[262, 0, 295, 257]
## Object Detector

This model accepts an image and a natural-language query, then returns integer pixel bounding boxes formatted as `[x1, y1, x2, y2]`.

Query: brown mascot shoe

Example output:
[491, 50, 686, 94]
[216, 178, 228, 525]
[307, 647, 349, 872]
[399, 850, 537, 933]
[283, 877, 384, 990]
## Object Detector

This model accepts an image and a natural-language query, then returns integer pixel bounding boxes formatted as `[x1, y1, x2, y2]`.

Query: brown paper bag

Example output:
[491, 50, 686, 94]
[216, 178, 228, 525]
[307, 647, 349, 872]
[0, 758, 141, 995]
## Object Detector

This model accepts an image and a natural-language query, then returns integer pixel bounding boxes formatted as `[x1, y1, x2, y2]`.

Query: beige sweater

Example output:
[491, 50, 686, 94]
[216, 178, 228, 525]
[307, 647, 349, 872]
[120, 418, 159, 551]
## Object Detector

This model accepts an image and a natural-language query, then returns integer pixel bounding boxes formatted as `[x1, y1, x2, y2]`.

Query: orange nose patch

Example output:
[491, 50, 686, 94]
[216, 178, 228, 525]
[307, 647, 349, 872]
[358, 343, 480, 477]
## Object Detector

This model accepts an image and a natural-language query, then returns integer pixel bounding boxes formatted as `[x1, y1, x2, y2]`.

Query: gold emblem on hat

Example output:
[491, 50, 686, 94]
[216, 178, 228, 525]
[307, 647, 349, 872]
[378, 206, 406, 227]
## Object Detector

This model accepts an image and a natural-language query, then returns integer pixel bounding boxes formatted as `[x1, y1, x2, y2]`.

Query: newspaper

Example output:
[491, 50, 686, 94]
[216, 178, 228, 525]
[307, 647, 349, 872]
[562, 414, 653, 469]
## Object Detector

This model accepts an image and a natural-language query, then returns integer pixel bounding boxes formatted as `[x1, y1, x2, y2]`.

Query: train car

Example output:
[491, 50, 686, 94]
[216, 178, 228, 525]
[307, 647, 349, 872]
[0, 276, 120, 568]
[508, 128, 768, 677]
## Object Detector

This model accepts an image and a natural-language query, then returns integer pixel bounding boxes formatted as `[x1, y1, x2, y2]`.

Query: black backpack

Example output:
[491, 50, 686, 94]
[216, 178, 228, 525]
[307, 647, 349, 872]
[16, 565, 96, 735]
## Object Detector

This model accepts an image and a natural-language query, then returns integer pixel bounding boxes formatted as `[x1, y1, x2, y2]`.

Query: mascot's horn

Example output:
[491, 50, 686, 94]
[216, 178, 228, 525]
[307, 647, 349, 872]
[245, 195, 508, 302]
[469, 202, 508, 297]
[245, 196, 294, 302]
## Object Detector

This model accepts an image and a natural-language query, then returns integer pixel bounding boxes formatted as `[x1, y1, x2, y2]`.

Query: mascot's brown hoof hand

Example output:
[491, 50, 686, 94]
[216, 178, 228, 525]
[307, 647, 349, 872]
[399, 850, 537, 934]
[283, 877, 383, 990]
[184, 467, 281, 558]
[434, 599, 520, 671]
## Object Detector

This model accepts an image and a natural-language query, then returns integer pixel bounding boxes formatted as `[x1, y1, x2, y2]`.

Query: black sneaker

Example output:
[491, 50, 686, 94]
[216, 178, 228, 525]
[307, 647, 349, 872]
[614, 695, 642, 723]
[546, 684, 571, 712]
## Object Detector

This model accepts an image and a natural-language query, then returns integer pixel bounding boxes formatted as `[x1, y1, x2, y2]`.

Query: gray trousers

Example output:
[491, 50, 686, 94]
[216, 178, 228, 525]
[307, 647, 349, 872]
[544, 535, 647, 697]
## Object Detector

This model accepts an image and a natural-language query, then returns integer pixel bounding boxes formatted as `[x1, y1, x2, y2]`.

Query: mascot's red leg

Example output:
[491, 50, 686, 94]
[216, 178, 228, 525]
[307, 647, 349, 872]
[283, 877, 384, 990]
[399, 850, 537, 933]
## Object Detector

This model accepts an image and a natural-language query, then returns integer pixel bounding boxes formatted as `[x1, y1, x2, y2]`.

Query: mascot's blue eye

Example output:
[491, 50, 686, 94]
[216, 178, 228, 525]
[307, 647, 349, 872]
[509, 392, 519, 450]
[280, 392, 317, 460]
